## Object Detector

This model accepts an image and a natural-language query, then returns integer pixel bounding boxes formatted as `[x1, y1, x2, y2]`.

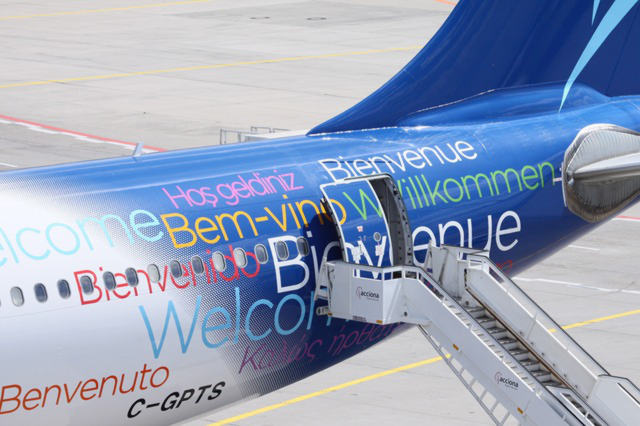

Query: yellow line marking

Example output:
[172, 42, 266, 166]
[210, 307, 640, 425]
[0, 46, 421, 90]
[562, 308, 640, 330]
[0, 0, 212, 21]
[210, 355, 446, 426]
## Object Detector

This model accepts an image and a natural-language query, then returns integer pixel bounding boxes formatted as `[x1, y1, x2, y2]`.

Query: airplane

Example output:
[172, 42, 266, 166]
[3, 0, 640, 424]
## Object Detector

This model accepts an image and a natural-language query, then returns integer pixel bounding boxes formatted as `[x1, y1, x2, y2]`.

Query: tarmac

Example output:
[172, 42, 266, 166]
[1, 1, 639, 425]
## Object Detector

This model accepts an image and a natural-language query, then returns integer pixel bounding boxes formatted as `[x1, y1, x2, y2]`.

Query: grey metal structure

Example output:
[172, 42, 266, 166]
[317, 175, 640, 426]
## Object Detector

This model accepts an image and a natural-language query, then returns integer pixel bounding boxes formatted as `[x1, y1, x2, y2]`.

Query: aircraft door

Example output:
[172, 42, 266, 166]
[321, 175, 413, 267]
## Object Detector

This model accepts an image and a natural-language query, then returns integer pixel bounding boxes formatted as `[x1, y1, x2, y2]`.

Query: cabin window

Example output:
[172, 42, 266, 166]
[234, 248, 248, 268]
[125, 268, 139, 287]
[57, 280, 71, 299]
[213, 251, 226, 272]
[10, 287, 24, 307]
[103, 272, 117, 290]
[296, 237, 310, 256]
[34, 283, 48, 303]
[147, 264, 161, 283]
[80, 276, 94, 295]
[169, 260, 183, 278]
[192, 256, 205, 275]
[276, 241, 289, 261]
[255, 244, 269, 264]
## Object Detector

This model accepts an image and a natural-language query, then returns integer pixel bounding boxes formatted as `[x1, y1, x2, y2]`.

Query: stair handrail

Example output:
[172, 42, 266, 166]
[464, 252, 609, 383]
[326, 261, 553, 391]
[324, 260, 580, 423]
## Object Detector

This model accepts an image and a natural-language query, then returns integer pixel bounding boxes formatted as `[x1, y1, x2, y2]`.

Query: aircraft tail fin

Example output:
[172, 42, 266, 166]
[309, 0, 640, 134]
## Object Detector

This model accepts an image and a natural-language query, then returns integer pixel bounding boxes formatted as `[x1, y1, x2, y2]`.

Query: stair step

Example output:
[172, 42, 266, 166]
[520, 359, 540, 369]
[569, 401, 588, 415]
[490, 331, 508, 339]
[478, 320, 497, 329]
[467, 307, 486, 318]
[531, 368, 549, 376]
[586, 414, 601, 425]
[532, 371, 551, 382]
[496, 337, 518, 350]
[508, 349, 530, 361]
[476, 315, 495, 324]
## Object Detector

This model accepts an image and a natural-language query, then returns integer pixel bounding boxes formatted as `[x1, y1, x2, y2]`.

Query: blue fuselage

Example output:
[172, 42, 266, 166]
[1, 89, 639, 424]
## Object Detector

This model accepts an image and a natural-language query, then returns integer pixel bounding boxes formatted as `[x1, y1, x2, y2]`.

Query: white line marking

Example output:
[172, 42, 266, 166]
[568, 244, 600, 251]
[0, 162, 18, 168]
[515, 277, 640, 295]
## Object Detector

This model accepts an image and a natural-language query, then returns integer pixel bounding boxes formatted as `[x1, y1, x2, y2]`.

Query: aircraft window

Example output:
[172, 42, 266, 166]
[255, 244, 268, 264]
[192, 256, 205, 275]
[80, 276, 94, 295]
[10, 287, 24, 307]
[147, 264, 161, 283]
[169, 260, 183, 278]
[34, 283, 48, 303]
[57, 280, 71, 299]
[125, 268, 139, 287]
[234, 248, 248, 268]
[296, 237, 310, 256]
[103, 272, 117, 290]
[213, 251, 226, 272]
[276, 241, 289, 261]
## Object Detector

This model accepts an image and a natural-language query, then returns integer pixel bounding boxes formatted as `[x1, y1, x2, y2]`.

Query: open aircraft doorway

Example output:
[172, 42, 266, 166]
[320, 174, 413, 268]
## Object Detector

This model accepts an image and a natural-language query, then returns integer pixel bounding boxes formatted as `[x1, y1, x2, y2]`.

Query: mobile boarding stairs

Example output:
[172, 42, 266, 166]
[316, 174, 640, 426]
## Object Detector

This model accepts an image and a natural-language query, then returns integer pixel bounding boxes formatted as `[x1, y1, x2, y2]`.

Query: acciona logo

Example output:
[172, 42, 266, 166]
[356, 286, 379, 301]
[494, 372, 519, 390]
